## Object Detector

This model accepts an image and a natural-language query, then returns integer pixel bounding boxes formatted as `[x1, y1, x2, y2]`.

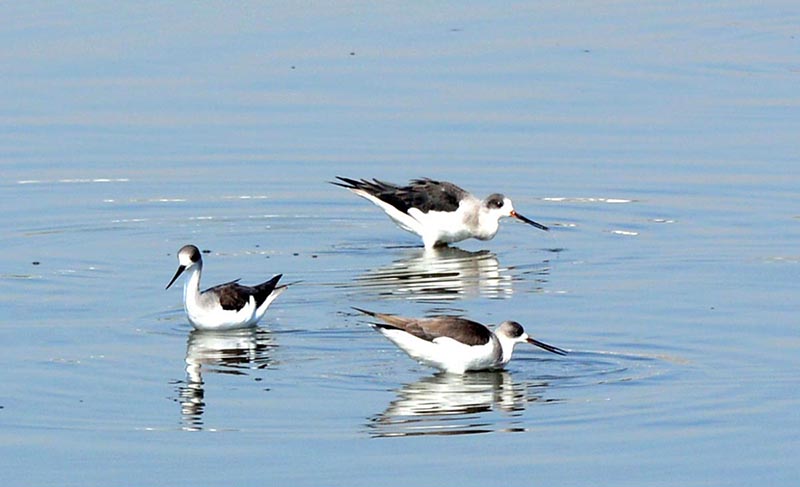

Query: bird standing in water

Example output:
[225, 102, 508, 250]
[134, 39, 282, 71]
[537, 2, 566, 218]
[332, 177, 549, 249]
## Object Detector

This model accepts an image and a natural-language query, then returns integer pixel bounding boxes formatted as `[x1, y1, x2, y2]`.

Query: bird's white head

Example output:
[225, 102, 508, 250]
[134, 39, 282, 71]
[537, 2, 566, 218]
[166, 244, 203, 289]
[495, 320, 567, 364]
[483, 193, 549, 232]
[472, 194, 514, 239]
[496, 320, 530, 344]
[483, 194, 514, 219]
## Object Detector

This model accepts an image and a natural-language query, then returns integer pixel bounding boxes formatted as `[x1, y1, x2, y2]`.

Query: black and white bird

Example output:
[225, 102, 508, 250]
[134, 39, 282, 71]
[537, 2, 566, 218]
[332, 177, 549, 249]
[354, 307, 566, 373]
[166, 244, 287, 331]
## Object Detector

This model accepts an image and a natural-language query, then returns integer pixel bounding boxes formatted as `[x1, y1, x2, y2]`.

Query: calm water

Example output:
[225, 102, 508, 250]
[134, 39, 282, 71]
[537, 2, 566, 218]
[1, 2, 799, 486]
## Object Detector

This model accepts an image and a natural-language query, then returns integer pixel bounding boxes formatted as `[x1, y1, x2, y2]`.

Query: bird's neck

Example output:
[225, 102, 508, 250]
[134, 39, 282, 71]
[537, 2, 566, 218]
[497, 336, 517, 366]
[475, 208, 501, 240]
[182, 264, 202, 305]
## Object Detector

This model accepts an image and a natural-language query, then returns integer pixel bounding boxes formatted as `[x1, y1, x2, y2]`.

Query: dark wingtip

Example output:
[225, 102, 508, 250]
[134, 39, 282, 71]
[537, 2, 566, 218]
[355, 308, 399, 331]
[351, 306, 376, 317]
[330, 176, 361, 189]
[261, 273, 282, 287]
[371, 322, 398, 331]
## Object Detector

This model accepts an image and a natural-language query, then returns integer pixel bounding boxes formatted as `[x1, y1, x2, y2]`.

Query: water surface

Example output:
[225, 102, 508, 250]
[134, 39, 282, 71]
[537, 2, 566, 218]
[1, 2, 798, 486]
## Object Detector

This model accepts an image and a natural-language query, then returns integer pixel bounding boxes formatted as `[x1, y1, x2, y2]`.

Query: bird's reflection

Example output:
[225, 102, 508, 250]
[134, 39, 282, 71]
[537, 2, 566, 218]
[351, 247, 525, 301]
[177, 327, 275, 431]
[367, 370, 552, 437]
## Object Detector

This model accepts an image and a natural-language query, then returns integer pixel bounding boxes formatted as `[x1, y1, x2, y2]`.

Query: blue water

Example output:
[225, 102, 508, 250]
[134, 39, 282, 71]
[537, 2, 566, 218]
[1, 2, 798, 486]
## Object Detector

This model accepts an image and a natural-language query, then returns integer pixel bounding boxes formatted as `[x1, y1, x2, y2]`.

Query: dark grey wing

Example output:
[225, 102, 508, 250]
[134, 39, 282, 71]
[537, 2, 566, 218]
[387, 316, 493, 346]
[352, 307, 414, 327]
[251, 274, 282, 308]
[353, 308, 493, 346]
[208, 274, 282, 311]
[204, 280, 250, 311]
[333, 177, 413, 213]
[202, 278, 241, 296]
[332, 177, 467, 214]
[401, 178, 467, 213]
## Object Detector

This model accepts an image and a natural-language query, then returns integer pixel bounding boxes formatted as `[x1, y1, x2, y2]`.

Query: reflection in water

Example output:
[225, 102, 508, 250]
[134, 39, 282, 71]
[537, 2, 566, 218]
[352, 247, 539, 301]
[367, 371, 555, 437]
[176, 327, 275, 431]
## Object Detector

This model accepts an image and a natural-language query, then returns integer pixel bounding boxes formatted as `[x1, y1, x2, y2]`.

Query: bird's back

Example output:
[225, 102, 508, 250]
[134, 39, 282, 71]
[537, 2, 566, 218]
[373, 314, 493, 347]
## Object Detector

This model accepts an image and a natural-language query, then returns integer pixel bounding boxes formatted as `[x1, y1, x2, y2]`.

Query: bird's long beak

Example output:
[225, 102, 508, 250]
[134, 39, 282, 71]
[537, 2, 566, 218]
[526, 337, 567, 356]
[165, 265, 186, 290]
[510, 210, 549, 231]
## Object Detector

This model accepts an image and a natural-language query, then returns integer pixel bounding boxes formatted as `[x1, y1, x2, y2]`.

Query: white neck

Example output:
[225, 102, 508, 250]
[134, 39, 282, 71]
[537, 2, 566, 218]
[496, 336, 518, 366]
[182, 263, 202, 307]
[476, 208, 502, 240]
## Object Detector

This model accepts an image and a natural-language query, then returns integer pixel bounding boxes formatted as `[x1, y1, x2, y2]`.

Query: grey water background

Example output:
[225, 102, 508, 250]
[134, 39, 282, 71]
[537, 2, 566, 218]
[1, 2, 798, 486]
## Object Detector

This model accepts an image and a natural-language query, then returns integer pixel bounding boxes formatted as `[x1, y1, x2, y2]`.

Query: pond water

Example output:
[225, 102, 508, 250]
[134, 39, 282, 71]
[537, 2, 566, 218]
[1, 2, 798, 486]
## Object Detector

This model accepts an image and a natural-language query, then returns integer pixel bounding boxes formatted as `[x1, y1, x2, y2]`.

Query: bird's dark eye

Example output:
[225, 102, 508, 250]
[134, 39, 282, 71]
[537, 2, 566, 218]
[486, 194, 505, 209]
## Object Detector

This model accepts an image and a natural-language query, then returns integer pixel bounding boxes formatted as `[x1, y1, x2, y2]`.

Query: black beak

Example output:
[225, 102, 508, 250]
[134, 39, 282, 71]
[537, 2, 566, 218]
[526, 337, 567, 356]
[165, 265, 186, 290]
[510, 210, 549, 231]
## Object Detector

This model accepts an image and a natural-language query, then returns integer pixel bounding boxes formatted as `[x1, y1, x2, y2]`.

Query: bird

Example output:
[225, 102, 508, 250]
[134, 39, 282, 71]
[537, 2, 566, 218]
[165, 244, 287, 331]
[354, 307, 566, 373]
[331, 177, 549, 249]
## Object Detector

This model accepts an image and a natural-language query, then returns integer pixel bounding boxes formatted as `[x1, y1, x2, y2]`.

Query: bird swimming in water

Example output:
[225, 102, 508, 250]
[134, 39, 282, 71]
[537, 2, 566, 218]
[354, 307, 566, 373]
[166, 244, 287, 331]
